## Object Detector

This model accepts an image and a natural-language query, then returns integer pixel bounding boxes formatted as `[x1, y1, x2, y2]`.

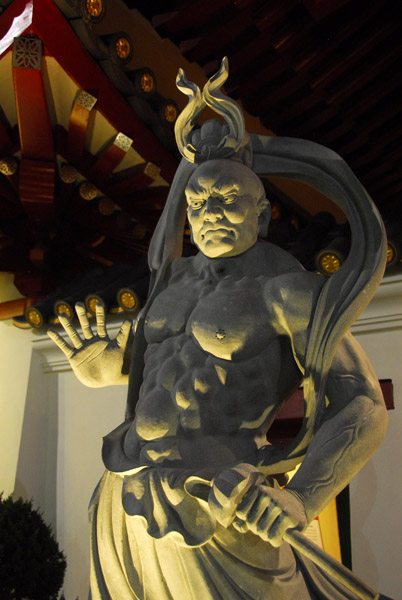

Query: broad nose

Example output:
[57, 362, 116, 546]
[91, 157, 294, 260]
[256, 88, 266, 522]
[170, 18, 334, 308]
[204, 196, 223, 221]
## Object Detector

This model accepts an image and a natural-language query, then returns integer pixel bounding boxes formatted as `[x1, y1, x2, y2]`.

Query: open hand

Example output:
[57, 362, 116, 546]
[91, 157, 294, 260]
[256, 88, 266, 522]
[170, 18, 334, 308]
[47, 302, 132, 388]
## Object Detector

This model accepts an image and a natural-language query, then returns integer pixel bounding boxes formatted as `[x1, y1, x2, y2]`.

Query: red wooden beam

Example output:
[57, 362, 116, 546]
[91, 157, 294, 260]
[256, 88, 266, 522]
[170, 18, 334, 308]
[28, 0, 177, 182]
[0, 297, 35, 320]
[12, 35, 54, 161]
[104, 162, 161, 198]
[114, 186, 168, 213]
[89, 132, 133, 185]
[0, 0, 177, 180]
[67, 90, 97, 164]
[19, 158, 55, 219]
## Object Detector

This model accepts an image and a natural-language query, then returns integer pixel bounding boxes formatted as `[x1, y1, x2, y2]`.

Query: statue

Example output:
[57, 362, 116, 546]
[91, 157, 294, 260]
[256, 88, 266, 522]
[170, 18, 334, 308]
[48, 59, 393, 599]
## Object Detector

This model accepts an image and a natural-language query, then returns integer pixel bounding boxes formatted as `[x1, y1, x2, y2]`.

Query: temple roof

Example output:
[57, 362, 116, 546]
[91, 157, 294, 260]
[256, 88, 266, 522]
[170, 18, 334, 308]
[0, 0, 400, 328]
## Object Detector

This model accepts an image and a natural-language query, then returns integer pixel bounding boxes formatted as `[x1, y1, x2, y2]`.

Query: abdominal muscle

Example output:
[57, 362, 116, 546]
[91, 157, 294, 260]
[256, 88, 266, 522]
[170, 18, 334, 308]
[132, 265, 302, 469]
[132, 330, 298, 468]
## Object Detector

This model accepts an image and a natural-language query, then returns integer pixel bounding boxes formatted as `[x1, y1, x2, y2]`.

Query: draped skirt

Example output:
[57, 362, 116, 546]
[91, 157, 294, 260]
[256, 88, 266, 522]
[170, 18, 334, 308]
[88, 469, 360, 600]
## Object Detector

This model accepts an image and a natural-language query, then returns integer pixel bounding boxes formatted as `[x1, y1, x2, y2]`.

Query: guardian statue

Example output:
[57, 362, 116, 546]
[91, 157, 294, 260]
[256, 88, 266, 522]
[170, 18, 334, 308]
[49, 58, 392, 600]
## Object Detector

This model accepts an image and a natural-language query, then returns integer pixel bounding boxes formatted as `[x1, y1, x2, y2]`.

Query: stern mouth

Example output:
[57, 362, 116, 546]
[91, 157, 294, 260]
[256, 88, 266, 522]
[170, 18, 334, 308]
[201, 227, 236, 240]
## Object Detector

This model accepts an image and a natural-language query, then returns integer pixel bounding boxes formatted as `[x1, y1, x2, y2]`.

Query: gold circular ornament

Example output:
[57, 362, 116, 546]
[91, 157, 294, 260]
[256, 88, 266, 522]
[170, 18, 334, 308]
[60, 164, 78, 184]
[140, 72, 154, 94]
[386, 240, 399, 267]
[80, 181, 97, 200]
[133, 68, 156, 97]
[271, 204, 281, 221]
[84, 0, 105, 21]
[85, 295, 103, 314]
[25, 307, 43, 328]
[115, 37, 131, 60]
[98, 197, 115, 216]
[118, 289, 138, 311]
[109, 32, 133, 63]
[54, 302, 73, 319]
[316, 249, 343, 276]
[163, 103, 178, 123]
[0, 157, 18, 176]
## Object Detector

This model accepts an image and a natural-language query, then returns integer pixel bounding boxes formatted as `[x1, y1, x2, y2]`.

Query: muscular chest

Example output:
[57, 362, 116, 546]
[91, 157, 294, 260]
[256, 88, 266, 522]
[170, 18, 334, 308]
[145, 273, 274, 361]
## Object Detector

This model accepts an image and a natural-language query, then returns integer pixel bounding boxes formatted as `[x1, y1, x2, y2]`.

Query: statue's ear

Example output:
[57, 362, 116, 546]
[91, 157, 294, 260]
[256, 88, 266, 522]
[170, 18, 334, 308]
[257, 197, 271, 238]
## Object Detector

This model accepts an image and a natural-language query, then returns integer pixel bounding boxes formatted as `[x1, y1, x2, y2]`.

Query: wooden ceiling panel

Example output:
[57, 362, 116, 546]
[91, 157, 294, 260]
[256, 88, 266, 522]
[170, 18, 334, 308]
[1, 0, 402, 321]
[126, 0, 402, 229]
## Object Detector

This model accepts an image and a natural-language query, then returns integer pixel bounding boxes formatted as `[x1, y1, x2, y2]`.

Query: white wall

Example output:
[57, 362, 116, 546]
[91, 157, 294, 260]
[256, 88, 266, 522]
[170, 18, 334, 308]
[0, 320, 33, 497]
[56, 371, 126, 599]
[350, 274, 402, 599]
[0, 273, 33, 498]
[2, 274, 401, 600]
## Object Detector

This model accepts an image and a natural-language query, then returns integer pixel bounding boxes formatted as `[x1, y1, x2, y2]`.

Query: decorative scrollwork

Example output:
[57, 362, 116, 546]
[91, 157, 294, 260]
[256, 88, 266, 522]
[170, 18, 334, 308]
[12, 36, 42, 70]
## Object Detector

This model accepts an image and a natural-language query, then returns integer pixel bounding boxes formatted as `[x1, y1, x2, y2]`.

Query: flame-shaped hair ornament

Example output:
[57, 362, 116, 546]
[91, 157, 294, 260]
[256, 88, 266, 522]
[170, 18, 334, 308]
[175, 57, 245, 163]
[175, 68, 206, 163]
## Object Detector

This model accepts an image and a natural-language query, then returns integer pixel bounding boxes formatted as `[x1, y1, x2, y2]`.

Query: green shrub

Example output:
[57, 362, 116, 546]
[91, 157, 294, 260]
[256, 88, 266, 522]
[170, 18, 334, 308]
[0, 494, 66, 600]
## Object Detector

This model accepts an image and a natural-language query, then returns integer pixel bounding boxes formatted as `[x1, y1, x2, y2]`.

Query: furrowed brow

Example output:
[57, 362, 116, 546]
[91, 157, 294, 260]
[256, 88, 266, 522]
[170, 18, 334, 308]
[185, 182, 206, 196]
[213, 182, 240, 194]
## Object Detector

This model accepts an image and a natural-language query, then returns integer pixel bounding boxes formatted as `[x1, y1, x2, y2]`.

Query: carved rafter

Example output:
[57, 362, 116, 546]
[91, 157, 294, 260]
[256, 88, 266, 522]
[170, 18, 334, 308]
[12, 35, 55, 230]
[67, 90, 97, 163]
[12, 36, 54, 161]
[104, 162, 161, 198]
[88, 132, 133, 184]
[113, 186, 168, 213]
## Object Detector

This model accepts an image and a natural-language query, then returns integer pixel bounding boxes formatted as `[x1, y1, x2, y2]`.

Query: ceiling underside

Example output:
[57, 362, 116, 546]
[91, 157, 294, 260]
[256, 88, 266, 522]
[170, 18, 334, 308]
[130, 0, 402, 218]
[0, 0, 401, 327]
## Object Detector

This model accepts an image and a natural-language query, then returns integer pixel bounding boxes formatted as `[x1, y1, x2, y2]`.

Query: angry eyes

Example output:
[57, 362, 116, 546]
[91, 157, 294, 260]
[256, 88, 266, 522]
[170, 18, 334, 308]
[187, 192, 240, 211]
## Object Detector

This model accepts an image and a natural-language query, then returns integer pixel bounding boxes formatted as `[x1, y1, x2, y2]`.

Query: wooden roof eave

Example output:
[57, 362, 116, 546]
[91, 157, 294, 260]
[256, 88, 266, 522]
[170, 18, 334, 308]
[0, 0, 178, 182]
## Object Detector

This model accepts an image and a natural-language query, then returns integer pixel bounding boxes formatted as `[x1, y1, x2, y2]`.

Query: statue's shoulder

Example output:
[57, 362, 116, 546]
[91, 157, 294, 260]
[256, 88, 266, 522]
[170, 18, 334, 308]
[258, 241, 304, 276]
[260, 243, 325, 323]
[259, 242, 323, 289]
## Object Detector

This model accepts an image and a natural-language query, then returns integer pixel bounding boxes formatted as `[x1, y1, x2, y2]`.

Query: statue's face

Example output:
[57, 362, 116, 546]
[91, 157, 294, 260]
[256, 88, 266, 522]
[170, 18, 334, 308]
[185, 160, 265, 258]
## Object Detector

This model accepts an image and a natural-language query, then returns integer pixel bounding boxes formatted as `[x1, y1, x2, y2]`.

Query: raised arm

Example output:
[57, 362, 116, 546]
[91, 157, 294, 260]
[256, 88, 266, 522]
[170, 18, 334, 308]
[47, 302, 132, 388]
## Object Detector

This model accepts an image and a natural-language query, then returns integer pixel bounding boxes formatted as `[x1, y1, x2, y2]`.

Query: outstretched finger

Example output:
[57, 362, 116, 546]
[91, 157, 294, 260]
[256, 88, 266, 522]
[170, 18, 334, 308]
[116, 320, 132, 349]
[95, 303, 107, 338]
[58, 313, 84, 349]
[75, 302, 93, 340]
[47, 329, 74, 359]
